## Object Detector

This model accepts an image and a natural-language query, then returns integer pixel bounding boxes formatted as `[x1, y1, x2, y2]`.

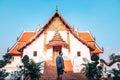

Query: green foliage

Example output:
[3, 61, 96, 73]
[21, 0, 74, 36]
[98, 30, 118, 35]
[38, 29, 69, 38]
[22, 55, 29, 63]
[109, 53, 120, 62]
[91, 54, 99, 61]
[85, 54, 102, 80]
[109, 53, 116, 61]
[0, 69, 8, 80]
[100, 53, 120, 79]
[3, 54, 12, 63]
[86, 63, 96, 79]
[111, 68, 120, 78]
[0, 53, 12, 79]
[22, 55, 43, 80]
[85, 62, 101, 80]
[0, 54, 12, 68]
[26, 61, 43, 80]
[22, 55, 29, 67]
[0, 60, 6, 68]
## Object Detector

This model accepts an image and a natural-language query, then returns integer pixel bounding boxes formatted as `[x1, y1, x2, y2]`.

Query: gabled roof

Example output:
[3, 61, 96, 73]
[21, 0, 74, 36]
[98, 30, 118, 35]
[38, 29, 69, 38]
[8, 10, 103, 55]
[79, 31, 94, 42]
[91, 43, 103, 54]
[79, 31, 103, 54]
[8, 42, 24, 55]
[18, 31, 35, 42]
[8, 31, 35, 55]
[19, 10, 95, 51]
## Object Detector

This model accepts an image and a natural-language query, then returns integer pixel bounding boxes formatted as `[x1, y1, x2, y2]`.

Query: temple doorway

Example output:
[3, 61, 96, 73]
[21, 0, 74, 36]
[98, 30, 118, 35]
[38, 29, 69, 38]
[53, 46, 61, 63]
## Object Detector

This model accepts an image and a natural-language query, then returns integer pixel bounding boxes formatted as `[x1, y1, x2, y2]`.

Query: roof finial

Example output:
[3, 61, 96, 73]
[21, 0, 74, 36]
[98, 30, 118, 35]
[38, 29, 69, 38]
[7, 47, 9, 53]
[56, 5, 58, 12]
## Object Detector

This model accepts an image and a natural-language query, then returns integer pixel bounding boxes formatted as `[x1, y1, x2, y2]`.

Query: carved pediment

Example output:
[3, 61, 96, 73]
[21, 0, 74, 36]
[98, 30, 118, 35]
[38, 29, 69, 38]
[47, 31, 68, 49]
[46, 17, 68, 31]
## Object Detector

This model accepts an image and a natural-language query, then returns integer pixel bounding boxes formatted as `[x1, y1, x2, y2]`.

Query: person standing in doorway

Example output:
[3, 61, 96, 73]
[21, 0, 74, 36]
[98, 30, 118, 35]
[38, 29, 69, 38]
[56, 51, 65, 80]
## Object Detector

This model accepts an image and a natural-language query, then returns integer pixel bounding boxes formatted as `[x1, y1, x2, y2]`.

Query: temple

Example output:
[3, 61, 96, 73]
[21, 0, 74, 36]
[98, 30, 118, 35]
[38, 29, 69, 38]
[4, 10, 103, 75]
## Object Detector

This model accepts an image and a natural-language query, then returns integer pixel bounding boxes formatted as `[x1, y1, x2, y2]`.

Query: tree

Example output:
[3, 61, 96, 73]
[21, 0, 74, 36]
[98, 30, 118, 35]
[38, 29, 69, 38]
[85, 54, 102, 80]
[26, 61, 43, 80]
[3, 53, 12, 63]
[109, 53, 116, 61]
[0, 53, 12, 79]
[0, 60, 6, 68]
[0, 69, 8, 80]
[0, 54, 12, 68]
[22, 55, 29, 68]
[22, 55, 43, 80]
[109, 53, 120, 62]
[100, 53, 120, 79]
[91, 54, 99, 61]
[111, 68, 120, 80]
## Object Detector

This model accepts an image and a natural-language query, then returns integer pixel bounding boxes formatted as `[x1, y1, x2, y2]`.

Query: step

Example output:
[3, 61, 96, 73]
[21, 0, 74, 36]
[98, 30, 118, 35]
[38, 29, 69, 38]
[41, 60, 88, 80]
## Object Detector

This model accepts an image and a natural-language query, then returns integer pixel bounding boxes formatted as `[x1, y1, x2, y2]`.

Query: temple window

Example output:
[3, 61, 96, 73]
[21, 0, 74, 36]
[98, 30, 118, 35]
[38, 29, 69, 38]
[77, 51, 81, 56]
[33, 51, 37, 56]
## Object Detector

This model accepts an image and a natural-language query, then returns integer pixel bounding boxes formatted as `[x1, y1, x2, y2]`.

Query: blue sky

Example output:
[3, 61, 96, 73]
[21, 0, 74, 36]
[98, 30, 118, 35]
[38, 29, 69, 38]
[0, 0, 120, 60]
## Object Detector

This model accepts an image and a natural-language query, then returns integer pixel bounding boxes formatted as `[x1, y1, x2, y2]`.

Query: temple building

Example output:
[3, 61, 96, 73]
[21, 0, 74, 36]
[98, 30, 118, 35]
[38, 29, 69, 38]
[4, 10, 103, 74]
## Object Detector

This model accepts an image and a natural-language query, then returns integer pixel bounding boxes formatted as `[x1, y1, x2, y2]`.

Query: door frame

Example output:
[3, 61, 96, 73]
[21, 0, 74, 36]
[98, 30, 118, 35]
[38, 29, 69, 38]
[53, 46, 62, 62]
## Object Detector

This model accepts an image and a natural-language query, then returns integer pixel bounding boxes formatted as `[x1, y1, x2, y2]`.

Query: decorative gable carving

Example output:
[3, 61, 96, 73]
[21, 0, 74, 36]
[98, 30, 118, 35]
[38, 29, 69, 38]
[47, 31, 68, 49]
[46, 17, 68, 31]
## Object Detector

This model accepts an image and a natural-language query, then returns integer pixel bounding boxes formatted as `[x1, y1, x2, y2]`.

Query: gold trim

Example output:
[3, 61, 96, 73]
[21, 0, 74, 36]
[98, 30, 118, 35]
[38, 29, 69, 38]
[67, 31, 71, 54]
[43, 31, 47, 56]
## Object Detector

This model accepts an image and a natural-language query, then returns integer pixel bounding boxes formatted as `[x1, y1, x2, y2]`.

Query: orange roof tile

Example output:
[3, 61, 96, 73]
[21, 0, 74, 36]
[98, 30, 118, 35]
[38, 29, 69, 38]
[79, 32, 103, 54]
[79, 32, 94, 42]
[9, 42, 24, 55]
[8, 31, 35, 55]
[18, 31, 35, 42]
[91, 44, 103, 54]
[88, 42, 95, 48]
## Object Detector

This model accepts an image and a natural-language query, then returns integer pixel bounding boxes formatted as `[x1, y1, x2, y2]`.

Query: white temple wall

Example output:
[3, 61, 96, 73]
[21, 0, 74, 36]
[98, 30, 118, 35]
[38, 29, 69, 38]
[46, 48, 52, 60]
[62, 48, 69, 60]
[46, 31, 55, 44]
[69, 33, 91, 63]
[21, 30, 91, 73]
[59, 31, 67, 42]
[69, 33, 91, 72]
[4, 56, 22, 72]
[23, 33, 44, 62]
[46, 31, 68, 60]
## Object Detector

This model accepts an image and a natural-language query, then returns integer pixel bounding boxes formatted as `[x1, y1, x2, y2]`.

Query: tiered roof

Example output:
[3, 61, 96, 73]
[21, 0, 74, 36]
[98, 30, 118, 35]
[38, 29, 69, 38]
[79, 31, 103, 54]
[8, 31, 35, 55]
[8, 10, 103, 55]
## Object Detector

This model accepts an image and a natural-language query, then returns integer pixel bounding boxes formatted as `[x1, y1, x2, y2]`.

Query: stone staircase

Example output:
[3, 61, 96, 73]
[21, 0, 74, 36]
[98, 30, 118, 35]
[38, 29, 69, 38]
[40, 60, 57, 79]
[40, 60, 88, 80]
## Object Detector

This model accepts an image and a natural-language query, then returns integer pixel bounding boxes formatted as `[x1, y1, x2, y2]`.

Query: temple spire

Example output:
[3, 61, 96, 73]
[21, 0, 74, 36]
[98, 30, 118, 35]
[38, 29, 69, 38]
[56, 5, 58, 12]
